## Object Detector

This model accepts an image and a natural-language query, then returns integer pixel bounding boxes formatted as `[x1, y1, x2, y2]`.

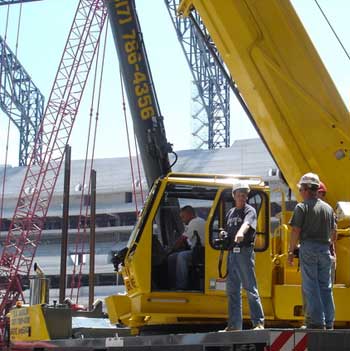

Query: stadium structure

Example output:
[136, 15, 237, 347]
[0, 138, 291, 306]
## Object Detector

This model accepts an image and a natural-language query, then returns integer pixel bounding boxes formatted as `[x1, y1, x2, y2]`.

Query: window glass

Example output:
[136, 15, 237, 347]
[151, 183, 217, 290]
[152, 183, 217, 248]
[210, 189, 268, 252]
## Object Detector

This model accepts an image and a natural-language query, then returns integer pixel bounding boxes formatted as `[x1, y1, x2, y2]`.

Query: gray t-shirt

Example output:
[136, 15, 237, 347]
[225, 204, 257, 247]
[289, 198, 335, 244]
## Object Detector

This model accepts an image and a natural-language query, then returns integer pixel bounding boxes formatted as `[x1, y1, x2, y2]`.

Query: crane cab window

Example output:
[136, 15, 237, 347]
[209, 189, 269, 252]
[151, 183, 217, 291]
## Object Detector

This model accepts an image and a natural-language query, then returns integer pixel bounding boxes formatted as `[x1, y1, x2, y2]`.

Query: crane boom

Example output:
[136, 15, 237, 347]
[179, 0, 350, 207]
[104, 0, 174, 189]
[0, 0, 107, 322]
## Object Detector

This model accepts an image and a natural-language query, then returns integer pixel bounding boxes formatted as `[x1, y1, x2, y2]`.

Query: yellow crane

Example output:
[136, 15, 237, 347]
[106, 0, 350, 332]
[8, 0, 350, 344]
[178, 0, 350, 209]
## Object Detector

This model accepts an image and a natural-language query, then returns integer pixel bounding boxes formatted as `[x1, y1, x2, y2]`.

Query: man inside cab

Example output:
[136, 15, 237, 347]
[168, 205, 205, 290]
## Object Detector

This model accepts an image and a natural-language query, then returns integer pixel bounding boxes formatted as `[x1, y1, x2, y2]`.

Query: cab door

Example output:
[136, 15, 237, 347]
[205, 187, 270, 297]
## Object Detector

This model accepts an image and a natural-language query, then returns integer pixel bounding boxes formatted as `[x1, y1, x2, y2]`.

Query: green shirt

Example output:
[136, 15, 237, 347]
[289, 198, 335, 244]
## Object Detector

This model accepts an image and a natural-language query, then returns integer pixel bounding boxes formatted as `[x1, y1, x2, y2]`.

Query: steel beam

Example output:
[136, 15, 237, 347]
[0, 36, 44, 165]
[165, 0, 230, 149]
[0, 0, 42, 5]
[0, 0, 107, 323]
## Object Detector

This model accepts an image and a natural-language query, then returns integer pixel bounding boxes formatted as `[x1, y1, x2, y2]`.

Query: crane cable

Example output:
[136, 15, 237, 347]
[0, 4, 22, 240]
[69, 22, 108, 302]
[74, 22, 109, 304]
[90, 21, 109, 174]
[120, 72, 141, 216]
[69, 24, 104, 301]
[14, 3, 22, 57]
[314, 0, 350, 61]
[133, 135, 145, 204]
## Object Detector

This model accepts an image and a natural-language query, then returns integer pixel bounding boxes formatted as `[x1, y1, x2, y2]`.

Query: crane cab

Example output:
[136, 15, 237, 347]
[106, 173, 271, 331]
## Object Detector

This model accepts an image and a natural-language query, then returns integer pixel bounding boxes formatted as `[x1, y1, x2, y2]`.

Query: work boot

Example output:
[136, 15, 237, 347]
[253, 323, 264, 330]
[219, 326, 240, 332]
[306, 324, 325, 330]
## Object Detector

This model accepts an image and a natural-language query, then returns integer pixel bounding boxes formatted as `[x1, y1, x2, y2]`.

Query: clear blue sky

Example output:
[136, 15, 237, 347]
[0, 0, 349, 166]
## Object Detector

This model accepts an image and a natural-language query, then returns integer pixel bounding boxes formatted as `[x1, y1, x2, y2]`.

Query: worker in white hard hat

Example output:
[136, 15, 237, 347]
[288, 172, 336, 329]
[221, 181, 264, 331]
[300, 180, 338, 329]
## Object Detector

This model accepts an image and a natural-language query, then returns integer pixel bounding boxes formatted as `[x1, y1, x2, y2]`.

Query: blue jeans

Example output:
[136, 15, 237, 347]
[226, 246, 264, 329]
[168, 250, 192, 289]
[300, 241, 335, 328]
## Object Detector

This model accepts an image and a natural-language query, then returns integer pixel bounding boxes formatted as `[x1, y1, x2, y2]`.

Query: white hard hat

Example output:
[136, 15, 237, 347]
[297, 172, 320, 188]
[232, 181, 250, 194]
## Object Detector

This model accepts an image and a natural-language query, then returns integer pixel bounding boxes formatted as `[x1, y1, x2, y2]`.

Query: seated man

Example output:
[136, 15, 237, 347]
[168, 206, 205, 289]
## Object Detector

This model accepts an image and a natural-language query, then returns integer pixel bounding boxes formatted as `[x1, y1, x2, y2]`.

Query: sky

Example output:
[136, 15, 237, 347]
[0, 0, 349, 167]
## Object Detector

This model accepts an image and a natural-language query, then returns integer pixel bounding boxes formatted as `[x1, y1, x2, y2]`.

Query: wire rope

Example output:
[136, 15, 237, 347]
[120, 73, 139, 216]
[74, 22, 108, 304]
[133, 135, 145, 205]
[314, 0, 350, 61]
[14, 3, 22, 56]
[69, 22, 104, 302]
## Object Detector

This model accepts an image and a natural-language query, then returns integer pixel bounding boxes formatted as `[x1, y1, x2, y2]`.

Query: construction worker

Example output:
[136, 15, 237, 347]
[317, 181, 337, 284]
[168, 205, 205, 289]
[221, 182, 264, 331]
[300, 180, 337, 329]
[288, 173, 336, 329]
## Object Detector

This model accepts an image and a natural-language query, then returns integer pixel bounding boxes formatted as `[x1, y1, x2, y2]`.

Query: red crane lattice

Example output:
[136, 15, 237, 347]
[0, 0, 107, 320]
